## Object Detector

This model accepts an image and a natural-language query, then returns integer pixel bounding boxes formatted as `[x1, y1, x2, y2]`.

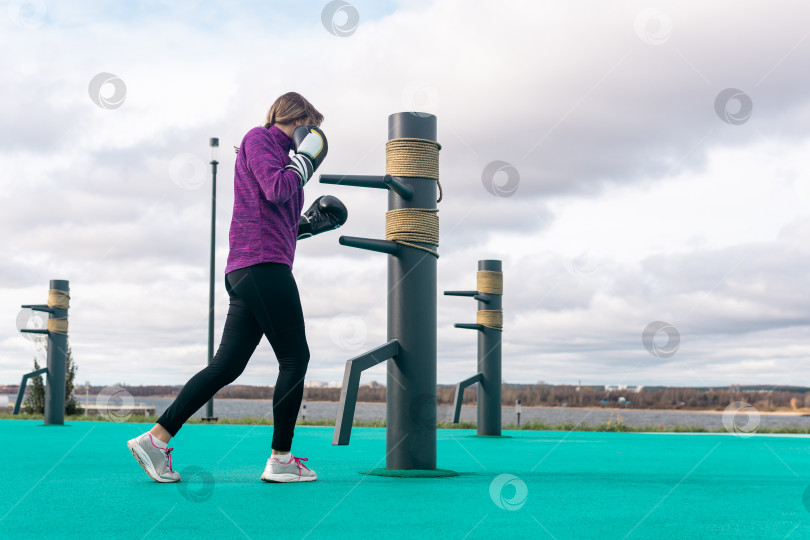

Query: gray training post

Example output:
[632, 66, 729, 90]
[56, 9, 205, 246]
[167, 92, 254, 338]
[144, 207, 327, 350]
[320, 112, 442, 472]
[15, 279, 70, 425]
[446, 260, 503, 436]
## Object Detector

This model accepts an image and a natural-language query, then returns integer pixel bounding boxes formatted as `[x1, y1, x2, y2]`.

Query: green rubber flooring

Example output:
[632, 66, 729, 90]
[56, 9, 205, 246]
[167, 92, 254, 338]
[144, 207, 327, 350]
[2, 419, 810, 539]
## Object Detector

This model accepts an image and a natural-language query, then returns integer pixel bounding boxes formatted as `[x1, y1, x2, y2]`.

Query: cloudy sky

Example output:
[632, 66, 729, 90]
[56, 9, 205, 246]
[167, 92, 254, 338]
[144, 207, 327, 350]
[1, 0, 809, 390]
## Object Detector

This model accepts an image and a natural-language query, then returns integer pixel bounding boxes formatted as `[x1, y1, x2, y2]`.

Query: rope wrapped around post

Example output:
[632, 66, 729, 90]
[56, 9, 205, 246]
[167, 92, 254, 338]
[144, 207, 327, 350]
[477, 270, 503, 331]
[46, 288, 69, 335]
[476, 309, 503, 330]
[476, 270, 503, 295]
[48, 289, 70, 309]
[47, 319, 68, 334]
[384, 138, 442, 258]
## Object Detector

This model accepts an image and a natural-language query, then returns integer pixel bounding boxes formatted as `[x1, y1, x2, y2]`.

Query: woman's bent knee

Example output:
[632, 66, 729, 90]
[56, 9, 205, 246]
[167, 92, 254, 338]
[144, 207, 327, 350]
[208, 363, 245, 385]
[278, 354, 309, 375]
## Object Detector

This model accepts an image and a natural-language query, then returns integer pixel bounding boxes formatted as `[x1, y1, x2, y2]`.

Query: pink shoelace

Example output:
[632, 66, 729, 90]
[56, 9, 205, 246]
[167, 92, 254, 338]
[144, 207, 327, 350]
[164, 447, 175, 472]
[276, 454, 311, 477]
[148, 434, 175, 473]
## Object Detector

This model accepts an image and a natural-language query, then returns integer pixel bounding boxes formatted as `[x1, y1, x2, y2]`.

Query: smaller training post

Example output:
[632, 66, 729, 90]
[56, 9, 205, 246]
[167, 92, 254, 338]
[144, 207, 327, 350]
[445, 260, 503, 436]
[14, 280, 70, 425]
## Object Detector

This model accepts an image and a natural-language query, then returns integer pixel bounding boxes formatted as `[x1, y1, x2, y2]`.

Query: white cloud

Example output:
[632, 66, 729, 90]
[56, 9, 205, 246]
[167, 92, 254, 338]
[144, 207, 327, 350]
[2, 0, 810, 388]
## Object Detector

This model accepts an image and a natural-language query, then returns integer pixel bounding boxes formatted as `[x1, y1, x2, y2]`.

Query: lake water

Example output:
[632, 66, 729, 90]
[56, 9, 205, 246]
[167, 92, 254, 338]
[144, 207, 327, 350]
[64, 396, 810, 430]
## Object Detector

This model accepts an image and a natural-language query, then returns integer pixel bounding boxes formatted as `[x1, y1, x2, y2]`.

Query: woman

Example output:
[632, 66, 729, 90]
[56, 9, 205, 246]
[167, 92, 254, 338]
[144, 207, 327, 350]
[127, 92, 327, 483]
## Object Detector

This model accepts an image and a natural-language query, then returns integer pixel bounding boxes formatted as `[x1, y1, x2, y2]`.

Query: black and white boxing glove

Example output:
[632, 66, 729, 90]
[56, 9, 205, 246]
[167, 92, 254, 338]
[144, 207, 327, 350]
[285, 125, 328, 187]
[297, 195, 348, 240]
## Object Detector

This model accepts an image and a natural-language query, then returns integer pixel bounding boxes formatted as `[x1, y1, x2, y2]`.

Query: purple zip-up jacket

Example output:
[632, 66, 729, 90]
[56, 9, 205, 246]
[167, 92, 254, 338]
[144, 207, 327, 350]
[224, 125, 304, 274]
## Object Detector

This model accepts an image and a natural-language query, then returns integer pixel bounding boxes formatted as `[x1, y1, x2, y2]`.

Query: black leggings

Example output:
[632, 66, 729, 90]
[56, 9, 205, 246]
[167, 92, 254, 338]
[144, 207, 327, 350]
[156, 262, 310, 452]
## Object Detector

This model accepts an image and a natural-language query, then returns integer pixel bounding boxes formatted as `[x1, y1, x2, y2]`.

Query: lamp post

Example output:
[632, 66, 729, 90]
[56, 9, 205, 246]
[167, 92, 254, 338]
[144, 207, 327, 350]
[203, 137, 219, 422]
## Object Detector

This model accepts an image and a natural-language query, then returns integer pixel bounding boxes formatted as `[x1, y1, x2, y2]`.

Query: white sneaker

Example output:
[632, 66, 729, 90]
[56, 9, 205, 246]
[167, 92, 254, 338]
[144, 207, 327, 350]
[126, 432, 181, 483]
[260, 454, 317, 483]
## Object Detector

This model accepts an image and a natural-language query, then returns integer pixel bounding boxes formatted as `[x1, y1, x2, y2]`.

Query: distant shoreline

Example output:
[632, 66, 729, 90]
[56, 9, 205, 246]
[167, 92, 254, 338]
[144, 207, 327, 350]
[131, 397, 810, 416]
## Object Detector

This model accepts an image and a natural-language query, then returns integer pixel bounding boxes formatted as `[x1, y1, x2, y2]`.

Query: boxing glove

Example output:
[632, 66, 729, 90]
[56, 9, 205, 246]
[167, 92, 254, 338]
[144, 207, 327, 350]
[285, 125, 328, 187]
[297, 195, 348, 240]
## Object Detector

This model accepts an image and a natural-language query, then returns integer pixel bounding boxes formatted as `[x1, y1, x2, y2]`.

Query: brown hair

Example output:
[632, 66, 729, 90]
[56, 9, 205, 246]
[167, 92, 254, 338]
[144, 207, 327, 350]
[264, 91, 324, 128]
[235, 92, 323, 154]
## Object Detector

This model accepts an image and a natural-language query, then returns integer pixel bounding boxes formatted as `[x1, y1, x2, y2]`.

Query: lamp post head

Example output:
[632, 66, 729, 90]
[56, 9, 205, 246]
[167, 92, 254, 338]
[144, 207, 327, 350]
[209, 137, 219, 162]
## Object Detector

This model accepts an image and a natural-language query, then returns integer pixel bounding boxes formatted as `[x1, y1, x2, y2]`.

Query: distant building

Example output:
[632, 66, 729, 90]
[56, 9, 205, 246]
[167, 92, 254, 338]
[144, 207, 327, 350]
[305, 380, 343, 388]
[606, 385, 644, 392]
